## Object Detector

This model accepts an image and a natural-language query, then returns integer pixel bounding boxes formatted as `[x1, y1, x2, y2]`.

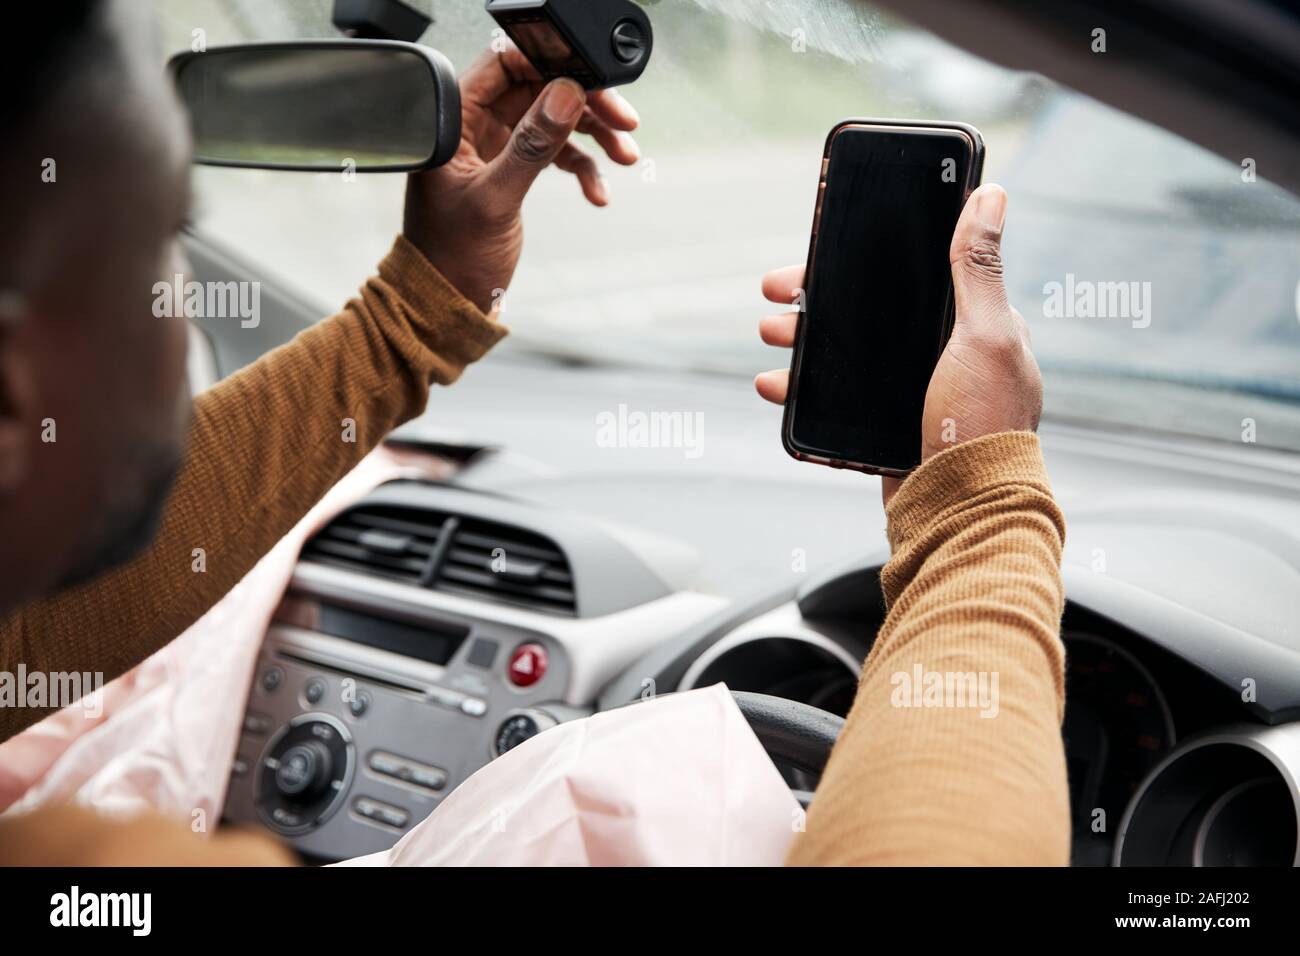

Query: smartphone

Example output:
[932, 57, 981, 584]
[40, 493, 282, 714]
[781, 119, 985, 476]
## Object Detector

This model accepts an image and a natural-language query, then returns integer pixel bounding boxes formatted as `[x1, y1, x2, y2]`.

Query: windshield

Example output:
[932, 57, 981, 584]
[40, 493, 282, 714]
[160, 0, 1300, 452]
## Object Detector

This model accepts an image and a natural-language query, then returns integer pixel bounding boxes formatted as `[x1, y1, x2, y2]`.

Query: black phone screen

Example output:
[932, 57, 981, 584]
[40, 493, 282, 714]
[788, 125, 974, 473]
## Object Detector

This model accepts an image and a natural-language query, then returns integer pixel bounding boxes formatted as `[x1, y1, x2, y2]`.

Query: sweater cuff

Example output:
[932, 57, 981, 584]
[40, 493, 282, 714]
[377, 235, 509, 369]
[886, 431, 1051, 550]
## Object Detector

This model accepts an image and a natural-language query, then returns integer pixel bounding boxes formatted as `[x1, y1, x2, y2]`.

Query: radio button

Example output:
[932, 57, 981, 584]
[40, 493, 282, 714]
[426, 686, 464, 710]
[467, 637, 499, 669]
[353, 797, 408, 830]
[409, 767, 447, 791]
[243, 713, 272, 735]
[271, 807, 304, 829]
[367, 752, 404, 777]
[348, 692, 371, 718]
[304, 678, 326, 704]
[368, 751, 447, 792]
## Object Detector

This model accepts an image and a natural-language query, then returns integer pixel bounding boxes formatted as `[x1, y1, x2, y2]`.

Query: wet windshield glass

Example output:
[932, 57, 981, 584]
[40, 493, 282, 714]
[161, 0, 1300, 451]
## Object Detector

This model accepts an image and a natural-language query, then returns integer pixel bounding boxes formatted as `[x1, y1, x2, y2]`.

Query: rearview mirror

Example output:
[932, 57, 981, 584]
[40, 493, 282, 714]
[168, 40, 461, 172]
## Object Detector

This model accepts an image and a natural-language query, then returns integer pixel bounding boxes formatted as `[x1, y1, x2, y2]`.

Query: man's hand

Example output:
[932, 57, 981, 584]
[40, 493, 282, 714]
[755, 183, 1043, 503]
[402, 44, 641, 315]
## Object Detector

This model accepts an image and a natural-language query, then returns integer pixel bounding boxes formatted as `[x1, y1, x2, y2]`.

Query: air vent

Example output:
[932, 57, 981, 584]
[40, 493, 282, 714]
[302, 504, 578, 616]
[436, 518, 576, 616]
[301, 505, 445, 583]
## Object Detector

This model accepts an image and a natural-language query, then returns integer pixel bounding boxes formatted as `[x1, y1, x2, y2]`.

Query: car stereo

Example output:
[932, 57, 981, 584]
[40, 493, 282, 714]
[221, 588, 572, 861]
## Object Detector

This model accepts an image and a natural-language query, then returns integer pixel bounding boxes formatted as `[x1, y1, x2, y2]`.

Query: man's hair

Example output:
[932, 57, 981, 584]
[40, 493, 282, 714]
[4, 1, 106, 136]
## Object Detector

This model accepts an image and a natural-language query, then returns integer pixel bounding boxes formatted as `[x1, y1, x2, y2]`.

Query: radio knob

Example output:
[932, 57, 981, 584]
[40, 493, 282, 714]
[494, 709, 559, 757]
[274, 740, 333, 800]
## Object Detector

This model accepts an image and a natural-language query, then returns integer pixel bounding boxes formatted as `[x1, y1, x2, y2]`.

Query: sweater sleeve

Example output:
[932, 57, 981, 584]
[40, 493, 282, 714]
[0, 236, 507, 741]
[785, 431, 1070, 866]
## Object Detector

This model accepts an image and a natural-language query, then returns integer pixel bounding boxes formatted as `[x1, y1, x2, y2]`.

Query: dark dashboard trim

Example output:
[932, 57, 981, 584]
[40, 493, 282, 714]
[1062, 565, 1300, 724]
[788, 551, 1300, 723]
[795, 550, 891, 620]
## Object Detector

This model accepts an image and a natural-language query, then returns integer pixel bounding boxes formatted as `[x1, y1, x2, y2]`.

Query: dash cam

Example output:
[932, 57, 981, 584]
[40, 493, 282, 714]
[486, 0, 653, 90]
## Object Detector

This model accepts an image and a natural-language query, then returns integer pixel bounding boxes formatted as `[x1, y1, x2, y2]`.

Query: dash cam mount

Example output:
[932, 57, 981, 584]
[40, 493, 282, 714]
[332, 0, 432, 42]
[486, 0, 653, 90]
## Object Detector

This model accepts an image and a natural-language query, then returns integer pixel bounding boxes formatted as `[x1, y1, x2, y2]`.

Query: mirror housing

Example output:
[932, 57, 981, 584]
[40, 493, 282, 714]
[168, 39, 461, 172]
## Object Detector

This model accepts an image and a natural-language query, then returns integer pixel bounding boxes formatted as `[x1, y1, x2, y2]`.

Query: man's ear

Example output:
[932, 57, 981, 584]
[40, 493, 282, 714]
[0, 292, 34, 495]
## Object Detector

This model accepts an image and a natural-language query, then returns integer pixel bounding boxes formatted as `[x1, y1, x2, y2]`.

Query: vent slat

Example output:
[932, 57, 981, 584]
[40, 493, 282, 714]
[299, 505, 442, 583]
[306, 539, 370, 562]
[303, 540, 427, 576]
[317, 526, 433, 556]
[301, 554, 422, 584]
[434, 518, 576, 615]
[446, 531, 564, 564]
[444, 547, 491, 570]
[345, 512, 445, 540]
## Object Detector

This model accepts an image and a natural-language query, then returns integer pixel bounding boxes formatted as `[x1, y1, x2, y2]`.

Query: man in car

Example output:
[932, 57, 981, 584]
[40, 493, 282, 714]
[0, 0, 1067, 865]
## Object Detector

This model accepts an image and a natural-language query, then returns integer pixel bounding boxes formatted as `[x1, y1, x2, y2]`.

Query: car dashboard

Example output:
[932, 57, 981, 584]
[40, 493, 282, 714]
[220, 478, 724, 861]
[221, 415, 1300, 867]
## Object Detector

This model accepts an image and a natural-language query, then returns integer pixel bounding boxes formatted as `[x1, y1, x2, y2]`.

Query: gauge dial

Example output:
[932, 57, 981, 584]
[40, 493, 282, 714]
[1063, 632, 1175, 866]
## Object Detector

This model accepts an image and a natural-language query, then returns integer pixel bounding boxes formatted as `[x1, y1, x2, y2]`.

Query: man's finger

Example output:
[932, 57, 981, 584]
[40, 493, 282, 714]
[762, 265, 805, 306]
[577, 110, 640, 165]
[484, 83, 543, 131]
[754, 369, 789, 405]
[553, 142, 608, 206]
[461, 44, 542, 107]
[588, 88, 640, 130]
[949, 184, 1012, 336]
[759, 312, 799, 348]
[483, 78, 587, 212]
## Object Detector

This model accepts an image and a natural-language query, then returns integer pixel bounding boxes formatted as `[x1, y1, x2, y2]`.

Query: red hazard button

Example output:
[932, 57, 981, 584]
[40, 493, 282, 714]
[508, 643, 548, 688]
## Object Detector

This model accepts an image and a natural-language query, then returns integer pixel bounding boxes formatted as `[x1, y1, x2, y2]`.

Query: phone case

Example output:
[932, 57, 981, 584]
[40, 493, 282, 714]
[780, 118, 986, 478]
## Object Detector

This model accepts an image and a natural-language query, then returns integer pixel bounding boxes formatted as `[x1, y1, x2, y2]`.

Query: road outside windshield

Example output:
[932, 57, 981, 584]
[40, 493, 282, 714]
[159, 0, 1300, 452]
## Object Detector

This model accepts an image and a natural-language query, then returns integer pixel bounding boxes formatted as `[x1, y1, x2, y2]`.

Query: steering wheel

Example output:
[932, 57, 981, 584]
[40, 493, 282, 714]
[730, 691, 844, 779]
